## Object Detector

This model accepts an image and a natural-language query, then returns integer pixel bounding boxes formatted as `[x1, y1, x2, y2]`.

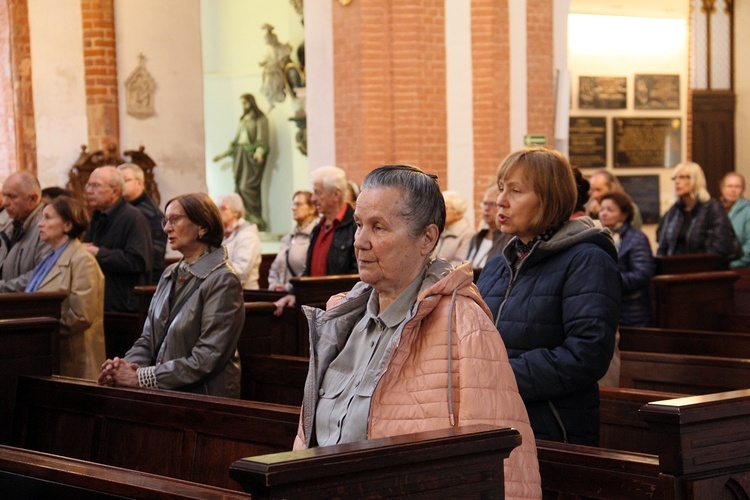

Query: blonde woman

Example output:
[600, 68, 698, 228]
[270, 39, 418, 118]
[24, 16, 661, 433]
[656, 162, 735, 267]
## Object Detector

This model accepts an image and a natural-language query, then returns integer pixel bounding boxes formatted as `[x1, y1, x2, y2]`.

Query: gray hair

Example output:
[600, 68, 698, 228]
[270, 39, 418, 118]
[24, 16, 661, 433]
[361, 165, 445, 243]
[117, 163, 145, 182]
[218, 193, 245, 217]
[310, 165, 348, 195]
[442, 190, 468, 216]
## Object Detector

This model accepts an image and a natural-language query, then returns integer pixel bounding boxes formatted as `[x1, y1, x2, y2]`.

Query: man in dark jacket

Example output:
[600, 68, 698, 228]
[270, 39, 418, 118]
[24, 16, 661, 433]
[303, 165, 357, 276]
[84, 166, 152, 312]
[118, 163, 166, 284]
[273, 165, 356, 315]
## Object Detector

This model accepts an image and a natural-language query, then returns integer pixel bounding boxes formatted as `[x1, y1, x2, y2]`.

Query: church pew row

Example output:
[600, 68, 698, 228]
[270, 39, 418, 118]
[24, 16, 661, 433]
[0, 316, 60, 445]
[735, 267, 750, 314]
[11, 375, 299, 491]
[9, 375, 520, 497]
[0, 445, 251, 499]
[539, 388, 750, 499]
[650, 270, 741, 331]
[619, 326, 750, 358]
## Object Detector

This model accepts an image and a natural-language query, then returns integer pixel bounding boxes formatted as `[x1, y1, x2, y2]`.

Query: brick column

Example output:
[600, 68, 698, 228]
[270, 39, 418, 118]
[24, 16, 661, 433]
[0, 0, 36, 175]
[332, 0, 447, 186]
[526, 0, 554, 141]
[471, 0, 511, 209]
[81, 0, 119, 154]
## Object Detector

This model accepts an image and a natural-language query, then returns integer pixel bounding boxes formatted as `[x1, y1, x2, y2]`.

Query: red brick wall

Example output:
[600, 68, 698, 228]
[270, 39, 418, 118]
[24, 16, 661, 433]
[332, 0, 447, 188]
[0, 0, 36, 175]
[471, 0, 510, 215]
[81, 0, 119, 154]
[526, 0, 554, 142]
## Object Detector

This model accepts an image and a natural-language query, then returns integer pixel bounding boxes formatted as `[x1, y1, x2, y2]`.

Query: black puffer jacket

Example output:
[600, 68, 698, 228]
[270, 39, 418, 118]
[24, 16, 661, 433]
[656, 198, 734, 267]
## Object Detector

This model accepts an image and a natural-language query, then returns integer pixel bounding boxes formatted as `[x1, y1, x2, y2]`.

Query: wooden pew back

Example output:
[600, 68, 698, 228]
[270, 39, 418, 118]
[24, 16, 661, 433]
[650, 271, 739, 330]
[0, 445, 250, 499]
[654, 253, 721, 274]
[0, 317, 59, 445]
[619, 326, 750, 358]
[12, 376, 299, 490]
[289, 274, 359, 309]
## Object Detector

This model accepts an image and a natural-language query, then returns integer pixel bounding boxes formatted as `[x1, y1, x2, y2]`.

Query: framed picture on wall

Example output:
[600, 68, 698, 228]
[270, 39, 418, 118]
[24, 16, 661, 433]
[618, 175, 661, 224]
[613, 117, 681, 167]
[578, 76, 627, 109]
[568, 116, 607, 168]
[634, 74, 680, 110]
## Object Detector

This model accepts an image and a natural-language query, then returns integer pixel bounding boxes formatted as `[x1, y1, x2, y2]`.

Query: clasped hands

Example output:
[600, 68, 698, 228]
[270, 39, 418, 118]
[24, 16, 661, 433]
[98, 357, 140, 388]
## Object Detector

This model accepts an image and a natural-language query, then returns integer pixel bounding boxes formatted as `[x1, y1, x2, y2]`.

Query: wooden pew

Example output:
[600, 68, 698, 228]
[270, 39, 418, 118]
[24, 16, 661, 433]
[619, 350, 750, 394]
[0, 317, 59, 445]
[242, 353, 307, 405]
[735, 267, 750, 314]
[289, 274, 359, 309]
[230, 424, 521, 498]
[619, 326, 750, 358]
[654, 253, 721, 274]
[539, 389, 750, 499]
[0, 445, 250, 499]
[10, 376, 523, 497]
[12, 375, 299, 490]
[650, 271, 740, 331]
[0, 291, 65, 321]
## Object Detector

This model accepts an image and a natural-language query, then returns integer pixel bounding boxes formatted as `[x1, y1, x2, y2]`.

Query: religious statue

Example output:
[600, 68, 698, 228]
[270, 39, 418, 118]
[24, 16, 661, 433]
[259, 24, 293, 111]
[212, 93, 269, 231]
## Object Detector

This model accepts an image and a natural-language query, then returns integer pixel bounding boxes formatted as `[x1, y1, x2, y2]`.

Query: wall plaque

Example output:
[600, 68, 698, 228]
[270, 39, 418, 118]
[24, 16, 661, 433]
[634, 74, 680, 110]
[578, 76, 626, 109]
[568, 117, 606, 168]
[618, 175, 660, 224]
[614, 118, 681, 167]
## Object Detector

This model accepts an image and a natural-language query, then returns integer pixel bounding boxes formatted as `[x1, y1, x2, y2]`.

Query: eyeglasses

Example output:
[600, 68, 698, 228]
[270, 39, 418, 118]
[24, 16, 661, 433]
[479, 201, 498, 209]
[161, 215, 187, 228]
[85, 182, 111, 190]
[671, 175, 691, 181]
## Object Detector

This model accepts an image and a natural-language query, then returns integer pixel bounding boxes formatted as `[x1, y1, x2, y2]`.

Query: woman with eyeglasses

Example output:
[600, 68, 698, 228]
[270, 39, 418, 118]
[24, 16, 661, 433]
[465, 185, 513, 268]
[267, 190, 319, 291]
[656, 162, 735, 267]
[98, 192, 244, 398]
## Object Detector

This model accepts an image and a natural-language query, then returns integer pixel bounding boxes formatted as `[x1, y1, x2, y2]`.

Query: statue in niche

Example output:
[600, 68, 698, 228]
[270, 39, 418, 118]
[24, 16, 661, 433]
[212, 94, 269, 231]
[124, 54, 156, 119]
[259, 24, 293, 111]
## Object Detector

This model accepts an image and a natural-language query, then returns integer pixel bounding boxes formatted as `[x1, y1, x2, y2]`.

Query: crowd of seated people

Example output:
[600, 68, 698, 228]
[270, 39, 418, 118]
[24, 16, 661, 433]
[2, 149, 748, 494]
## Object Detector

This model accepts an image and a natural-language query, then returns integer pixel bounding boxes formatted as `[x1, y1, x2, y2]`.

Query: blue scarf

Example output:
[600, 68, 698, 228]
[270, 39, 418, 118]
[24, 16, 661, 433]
[25, 241, 70, 292]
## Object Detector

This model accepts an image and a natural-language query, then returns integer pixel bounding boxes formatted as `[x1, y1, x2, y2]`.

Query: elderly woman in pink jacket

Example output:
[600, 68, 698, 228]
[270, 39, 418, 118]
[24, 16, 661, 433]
[293, 165, 541, 499]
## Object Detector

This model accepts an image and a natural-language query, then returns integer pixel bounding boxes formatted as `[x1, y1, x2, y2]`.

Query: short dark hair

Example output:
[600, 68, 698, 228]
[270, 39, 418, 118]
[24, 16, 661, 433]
[42, 186, 71, 201]
[572, 168, 590, 213]
[292, 190, 314, 206]
[361, 165, 445, 245]
[165, 192, 224, 248]
[600, 191, 635, 225]
[49, 195, 89, 240]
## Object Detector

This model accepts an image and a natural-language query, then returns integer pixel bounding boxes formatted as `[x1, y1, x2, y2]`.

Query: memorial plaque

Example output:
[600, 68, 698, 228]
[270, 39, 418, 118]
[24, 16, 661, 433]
[614, 117, 681, 167]
[578, 76, 626, 109]
[634, 74, 680, 110]
[569, 117, 606, 168]
[619, 175, 660, 224]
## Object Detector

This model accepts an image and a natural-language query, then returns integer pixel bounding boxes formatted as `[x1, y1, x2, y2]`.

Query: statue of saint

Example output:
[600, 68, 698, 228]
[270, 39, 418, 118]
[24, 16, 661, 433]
[213, 93, 269, 231]
[259, 24, 293, 111]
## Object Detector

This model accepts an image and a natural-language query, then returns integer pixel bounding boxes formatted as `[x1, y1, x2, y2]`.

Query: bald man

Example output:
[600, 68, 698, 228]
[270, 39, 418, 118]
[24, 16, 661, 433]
[0, 172, 51, 291]
[83, 166, 152, 312]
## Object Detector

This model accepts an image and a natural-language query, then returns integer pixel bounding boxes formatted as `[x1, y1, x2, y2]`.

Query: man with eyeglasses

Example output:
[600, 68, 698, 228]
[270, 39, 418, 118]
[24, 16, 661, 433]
[84, 166, 152, 312]
[465, 185, 513, 269]
[0, 172, 51, 291]
[117, 163, 166, 284]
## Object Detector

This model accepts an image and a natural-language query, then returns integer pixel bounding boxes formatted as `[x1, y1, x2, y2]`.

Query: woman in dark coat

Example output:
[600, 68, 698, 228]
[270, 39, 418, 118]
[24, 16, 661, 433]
[477, 147, 620, 446]
[599, 191, 655, 327]
[656, 161, 735, 268]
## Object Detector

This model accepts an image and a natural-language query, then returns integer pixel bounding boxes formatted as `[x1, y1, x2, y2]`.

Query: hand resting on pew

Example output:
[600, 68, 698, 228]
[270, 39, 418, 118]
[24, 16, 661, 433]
[273, 293, 295, 316]
[98, 356, 139, 387]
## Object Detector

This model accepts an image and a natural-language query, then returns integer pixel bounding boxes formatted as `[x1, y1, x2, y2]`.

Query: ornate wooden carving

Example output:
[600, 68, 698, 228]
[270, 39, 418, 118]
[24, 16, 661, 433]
[66, 144, 161, 208]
